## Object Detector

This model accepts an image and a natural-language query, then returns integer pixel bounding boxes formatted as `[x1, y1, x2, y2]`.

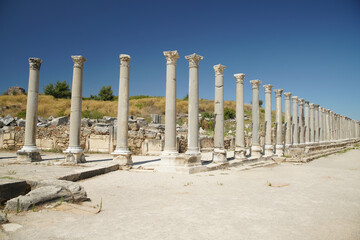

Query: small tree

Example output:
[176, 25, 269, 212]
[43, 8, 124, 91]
[44, 81, 71, 99]
[98, 86, 114, 101]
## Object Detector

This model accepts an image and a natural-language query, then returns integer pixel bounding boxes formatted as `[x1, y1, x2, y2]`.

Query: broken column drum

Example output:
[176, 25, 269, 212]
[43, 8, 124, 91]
[17, 58, 43, 162]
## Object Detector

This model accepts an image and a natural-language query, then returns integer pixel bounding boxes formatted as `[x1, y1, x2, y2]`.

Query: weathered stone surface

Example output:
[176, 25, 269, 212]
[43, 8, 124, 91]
[2, 115, 15, 126]
[5, 180, 87, 211]
[94, 123, 109, 134]
[103, 116, 116, 123]
[50, 116, 68, 126]
[81, 118, 92, 127]
[16, 118, 26, 127]
[37, 116, 47, 123]
[6, 87, 26, 96]
[0, 179, 28, 204]
[0, 211, 8, 223]
[129, 123, 139, 131]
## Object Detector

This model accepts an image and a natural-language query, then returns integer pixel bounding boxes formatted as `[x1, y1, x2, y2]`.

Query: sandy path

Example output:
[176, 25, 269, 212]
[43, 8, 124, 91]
[3, 149, 360, 240]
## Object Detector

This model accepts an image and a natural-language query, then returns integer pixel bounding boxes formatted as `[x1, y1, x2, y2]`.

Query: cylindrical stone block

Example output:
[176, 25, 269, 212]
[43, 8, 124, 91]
[274, 89, 284, 156]
[250, 80, 262, 157]
[263, 84, 273, 156]
[284, 92, 292, 146]
[234, 73, 246, 160]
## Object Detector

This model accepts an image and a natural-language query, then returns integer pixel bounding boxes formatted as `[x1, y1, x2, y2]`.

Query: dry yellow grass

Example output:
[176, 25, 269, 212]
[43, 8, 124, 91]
[0, 95, 258, 119]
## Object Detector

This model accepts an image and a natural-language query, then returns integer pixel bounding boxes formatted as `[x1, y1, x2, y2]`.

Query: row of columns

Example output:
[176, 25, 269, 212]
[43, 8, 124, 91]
[17, 53, 360, 165]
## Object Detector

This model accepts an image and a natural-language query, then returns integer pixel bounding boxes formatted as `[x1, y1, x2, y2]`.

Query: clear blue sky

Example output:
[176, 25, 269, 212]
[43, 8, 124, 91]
[0, 0, 359, 120]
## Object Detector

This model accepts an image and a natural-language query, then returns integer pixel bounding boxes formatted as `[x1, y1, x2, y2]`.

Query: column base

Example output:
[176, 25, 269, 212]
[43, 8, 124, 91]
[251, 145, 262, 158]
[275, 145, 284, 157]
[111, 148, 133, 166]
[264, 145, 274, 156]
[64, 147, 86, 164]
[212, 148, 227, 163]
[16, 146, 42, 162]
[234, 147, 246, 160]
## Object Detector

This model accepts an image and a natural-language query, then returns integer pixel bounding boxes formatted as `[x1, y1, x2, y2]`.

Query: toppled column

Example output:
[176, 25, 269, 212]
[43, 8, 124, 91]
[292, 96, 299, 145]
[284, 92, 292, 147]
[17, 58, 43, 162]
[234, 73, 246, 160]
[274, 89, 284, 156]
[250, 80, 262, 158]
[263, 84, 273, 156]
[185, 53, 203, 164]
[314, 104, 320, 143]
[304, 101, 310, 144]
[112, 54, 133, 166]
[64, 56, 87, 163]
[213, 64, 227, 163]
[299, 99, 305, 145]
[162, 50, 179, 157]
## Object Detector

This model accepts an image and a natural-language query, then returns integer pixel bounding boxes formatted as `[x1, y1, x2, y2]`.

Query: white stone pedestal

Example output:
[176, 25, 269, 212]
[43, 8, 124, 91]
[213, 148, 227, 163]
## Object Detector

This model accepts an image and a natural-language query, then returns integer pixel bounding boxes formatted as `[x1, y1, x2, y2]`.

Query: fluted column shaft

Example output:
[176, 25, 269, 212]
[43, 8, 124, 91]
[292, 96, 299, 145]
[250, 80, 262, 157]
[163, 51, 179, 155]
[264, 84, 273, 156]
[284, 92, 292, 146]
[185, 53, 203, 155]
[234, 73, 246, 159]
[305, 101, 310, 144]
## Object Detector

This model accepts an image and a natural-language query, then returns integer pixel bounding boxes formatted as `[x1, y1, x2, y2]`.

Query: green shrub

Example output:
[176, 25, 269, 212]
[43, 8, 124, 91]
[224, 108, 236, 120]
[16, 110, 26, 119]
[81, 109, 103, 119]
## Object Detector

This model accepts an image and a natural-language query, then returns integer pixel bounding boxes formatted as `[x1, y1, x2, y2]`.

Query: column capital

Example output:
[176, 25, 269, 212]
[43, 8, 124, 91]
[305, 100, 309, 106]
[163, 50, 179, 65]
[234, 73, 245, 83]
[292, 96, 299, 102]
[213, 64, 226, 75]
[29, 57, 42, 70]
[71, 55, 87, 69]
[119, 54, 131, 67]
[310, 103, 315, 109]
[263, 84, 273, 93]
[274, 89, 283, 97]
[314, 104, 319, 109]
[250, 79, 262, 89]
[185, 53, 203, 68]
[284, 92, 292, 100]
[299, 98, 305, 105]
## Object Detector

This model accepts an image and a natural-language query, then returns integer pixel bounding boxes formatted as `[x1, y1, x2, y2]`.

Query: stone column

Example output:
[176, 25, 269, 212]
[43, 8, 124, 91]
[319, 107, 323, 142]
[185, 53, 203, 163]
[234, 73, 246, 160]
[284, 92, 292, 147]
[292, 96, 299, 145]
[274, 89, 284, 156]
[162, 50, 179, 156]
[263, 84, 273, 156]
[64, 56, 86, 163]
[17, 58, 42, 162]
[298, 99, 304, 145]
[304, 101, 310, 144]
[310, 103, 315, 143]
[250, 80, 262, 158]
[213, 64, 227, 163]
[112, 54, 133, 165]
[314, 104, 320, 143]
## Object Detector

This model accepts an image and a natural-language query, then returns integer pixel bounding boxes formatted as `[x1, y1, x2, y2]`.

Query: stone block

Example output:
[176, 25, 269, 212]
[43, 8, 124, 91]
[88, 135, 111, 152]
[50, 116, 68, 126]
[0, 179, 28, 204]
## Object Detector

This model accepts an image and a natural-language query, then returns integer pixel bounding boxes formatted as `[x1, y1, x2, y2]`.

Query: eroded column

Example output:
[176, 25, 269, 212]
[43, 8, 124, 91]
[319, 107, 323, 142]
[185, 53, 203, 164]
[274, 89, 284, 156]
[284, 92, 292, 147]
[304, 101, 310, 144]
[64, 56, 86, 163]
[263, 84, 273, 156]
[112, 54, 133, 165]
[292, 96, 299, 145]
[213, 64, 227, 163]
[162, 50, 179, 157]
[310, 103, 315, 143]
[299, 99, 304, 145]
[17, 58, 42, 162]
[234, 73, 246, 160]
[250, 80, 262, 158]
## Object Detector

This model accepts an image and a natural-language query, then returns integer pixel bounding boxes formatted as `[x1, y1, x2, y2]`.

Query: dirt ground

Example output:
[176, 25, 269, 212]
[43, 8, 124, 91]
[2, 149, 360, 240]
